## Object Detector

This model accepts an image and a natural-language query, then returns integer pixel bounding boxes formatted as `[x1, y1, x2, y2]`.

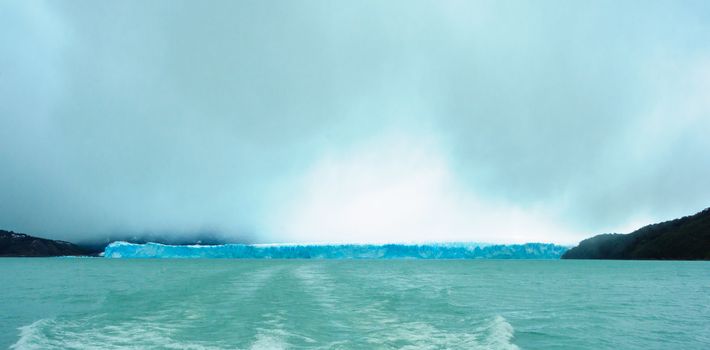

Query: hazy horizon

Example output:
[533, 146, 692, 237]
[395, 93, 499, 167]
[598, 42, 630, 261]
[2, 1, 709, 245]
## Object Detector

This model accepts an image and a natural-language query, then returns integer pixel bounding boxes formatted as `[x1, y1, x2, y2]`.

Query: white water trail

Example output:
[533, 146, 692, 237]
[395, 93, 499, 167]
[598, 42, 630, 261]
[476, 315, 520, 350]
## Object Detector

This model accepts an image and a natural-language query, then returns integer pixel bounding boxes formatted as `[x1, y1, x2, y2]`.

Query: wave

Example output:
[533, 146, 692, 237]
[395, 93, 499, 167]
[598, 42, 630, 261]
[11, 315, 519, 350]
[103, 241, 567, 259]
[11, 319, 51, 350]
[477, 315, 520, 350]
[10, 318, 224, 350]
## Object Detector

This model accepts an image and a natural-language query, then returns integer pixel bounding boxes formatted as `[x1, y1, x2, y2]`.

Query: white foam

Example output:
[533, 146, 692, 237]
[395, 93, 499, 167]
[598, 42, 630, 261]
[10, 318, 223, 350]
[476, 315, 520, 350]
[249, 331, 288, 350]
[11, 311, 519, 349]
[11, 319, 52, 350]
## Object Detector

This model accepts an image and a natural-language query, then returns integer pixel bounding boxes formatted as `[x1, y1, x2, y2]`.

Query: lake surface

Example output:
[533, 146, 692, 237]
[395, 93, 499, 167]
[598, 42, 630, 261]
[1, 259, 709, 349]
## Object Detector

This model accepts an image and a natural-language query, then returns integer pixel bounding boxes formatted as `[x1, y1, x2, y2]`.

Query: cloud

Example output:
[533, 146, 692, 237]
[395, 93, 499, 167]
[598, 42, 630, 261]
[1, 1, 709, 243]
[264, 131, 579, 244]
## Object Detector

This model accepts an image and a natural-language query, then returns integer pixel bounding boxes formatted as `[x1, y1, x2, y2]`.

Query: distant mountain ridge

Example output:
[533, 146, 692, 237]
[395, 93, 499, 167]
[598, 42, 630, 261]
[563, 208, 710, 260]
[0, 230, 96, 257]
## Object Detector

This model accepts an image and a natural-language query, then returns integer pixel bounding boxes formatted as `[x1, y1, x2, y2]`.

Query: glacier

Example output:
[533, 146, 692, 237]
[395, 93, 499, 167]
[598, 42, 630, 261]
[103, 242, 568, 259]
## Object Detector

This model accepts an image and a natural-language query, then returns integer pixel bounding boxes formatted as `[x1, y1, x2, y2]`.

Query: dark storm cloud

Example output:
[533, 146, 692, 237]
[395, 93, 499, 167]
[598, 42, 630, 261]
[1, 0, 709, 243]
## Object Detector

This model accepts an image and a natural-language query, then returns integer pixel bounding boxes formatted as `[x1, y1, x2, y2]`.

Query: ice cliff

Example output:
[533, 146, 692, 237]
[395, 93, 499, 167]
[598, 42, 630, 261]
[104, 242, 568, 259]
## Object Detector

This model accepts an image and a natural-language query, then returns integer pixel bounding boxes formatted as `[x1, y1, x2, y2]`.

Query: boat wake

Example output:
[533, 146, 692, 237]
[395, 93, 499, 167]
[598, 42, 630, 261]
[11, 315, 519, 350]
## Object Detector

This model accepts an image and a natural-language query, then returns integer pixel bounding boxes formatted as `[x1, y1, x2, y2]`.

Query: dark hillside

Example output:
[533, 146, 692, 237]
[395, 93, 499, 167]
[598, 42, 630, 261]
[563, 208, 710, 260]
[0, 230, 96, 257]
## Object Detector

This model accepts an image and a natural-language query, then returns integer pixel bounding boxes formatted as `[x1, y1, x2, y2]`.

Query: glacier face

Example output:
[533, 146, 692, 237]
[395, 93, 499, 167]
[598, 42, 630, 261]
[103, 242, 568, 259]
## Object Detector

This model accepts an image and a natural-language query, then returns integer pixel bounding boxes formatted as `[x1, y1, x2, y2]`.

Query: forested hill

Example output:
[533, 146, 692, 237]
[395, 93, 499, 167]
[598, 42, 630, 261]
[563, 208, 710, 260]
[0, 230, 95, 257]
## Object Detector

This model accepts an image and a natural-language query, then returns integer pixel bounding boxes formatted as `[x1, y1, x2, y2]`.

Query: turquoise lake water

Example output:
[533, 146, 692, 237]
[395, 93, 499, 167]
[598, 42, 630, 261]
[1, 259, 709, 349]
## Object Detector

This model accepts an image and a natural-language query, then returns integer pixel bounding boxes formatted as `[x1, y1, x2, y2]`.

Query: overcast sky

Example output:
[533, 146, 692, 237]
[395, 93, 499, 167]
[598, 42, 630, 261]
[1, 0, 709, 244]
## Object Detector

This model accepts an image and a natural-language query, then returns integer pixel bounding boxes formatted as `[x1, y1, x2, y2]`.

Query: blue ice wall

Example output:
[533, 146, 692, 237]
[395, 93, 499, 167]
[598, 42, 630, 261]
[103, 242, 568, 259]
